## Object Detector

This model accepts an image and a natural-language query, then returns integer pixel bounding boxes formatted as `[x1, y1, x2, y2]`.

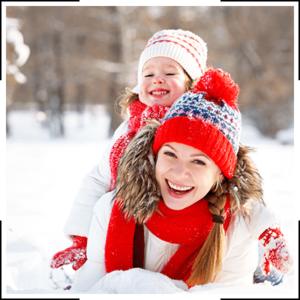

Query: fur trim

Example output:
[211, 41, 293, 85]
[206, 144, 264, 216]
[114, 120, 162, 224]
[225, 144, 264, 216]
[115, 122, 264, 222]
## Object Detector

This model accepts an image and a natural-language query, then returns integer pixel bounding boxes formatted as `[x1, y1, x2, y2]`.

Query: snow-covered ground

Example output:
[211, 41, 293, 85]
[4, 109, 298, 297]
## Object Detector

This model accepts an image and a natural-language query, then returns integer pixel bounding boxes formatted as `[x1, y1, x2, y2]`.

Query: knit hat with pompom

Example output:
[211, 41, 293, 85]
[152, 68, 242, 179]
[132, 29, 207, 94]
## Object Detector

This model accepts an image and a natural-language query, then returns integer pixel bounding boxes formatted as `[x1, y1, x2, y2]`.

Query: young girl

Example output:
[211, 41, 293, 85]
[51, 29, 208, 269]
[71, 68, 293, 291]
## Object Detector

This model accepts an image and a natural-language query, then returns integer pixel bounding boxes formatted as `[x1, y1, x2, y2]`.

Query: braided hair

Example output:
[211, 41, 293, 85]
[115, 119, 264, 286]
[187, 144, 264, 286]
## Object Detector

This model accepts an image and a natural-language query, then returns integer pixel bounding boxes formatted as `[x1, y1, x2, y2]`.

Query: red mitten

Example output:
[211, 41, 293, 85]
[259, 227, 294, 276]
[50, 236, 87, 271]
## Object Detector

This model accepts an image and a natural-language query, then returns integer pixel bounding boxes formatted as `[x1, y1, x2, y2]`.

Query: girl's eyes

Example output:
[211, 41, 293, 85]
[144, 73, 175, 77]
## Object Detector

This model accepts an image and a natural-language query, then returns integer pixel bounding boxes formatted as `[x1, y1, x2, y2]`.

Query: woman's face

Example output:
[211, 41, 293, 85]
[155, 143, 223, 210]
[139, 57, 187, 107]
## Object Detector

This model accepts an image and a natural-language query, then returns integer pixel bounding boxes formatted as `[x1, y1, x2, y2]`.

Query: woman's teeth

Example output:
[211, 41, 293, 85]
[167, 180, 193, 194]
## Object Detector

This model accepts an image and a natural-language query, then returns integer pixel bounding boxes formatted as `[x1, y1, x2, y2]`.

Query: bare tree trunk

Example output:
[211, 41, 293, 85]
[75, 34, 85, 127]
[222, 7, 266, 82]
[30, 7, 46, 113]
[106, 6, 124, 136]
[52, 18, 65, 137]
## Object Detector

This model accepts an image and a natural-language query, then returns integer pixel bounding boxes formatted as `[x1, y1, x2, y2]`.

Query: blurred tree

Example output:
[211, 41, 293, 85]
[102, 6, 123, 135]
[6, 17, 30, 136]
[221, 6, 294, 137]
[6, 6, 294, 138]
[49, 14, 65, 137]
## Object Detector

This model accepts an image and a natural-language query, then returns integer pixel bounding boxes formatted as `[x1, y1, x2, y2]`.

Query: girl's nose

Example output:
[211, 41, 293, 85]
[153, 77, 164, 84]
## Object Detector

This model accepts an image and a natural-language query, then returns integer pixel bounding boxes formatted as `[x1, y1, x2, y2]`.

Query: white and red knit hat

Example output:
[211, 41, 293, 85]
[152, 68, 242, 179]
[132, 29, 207, 94]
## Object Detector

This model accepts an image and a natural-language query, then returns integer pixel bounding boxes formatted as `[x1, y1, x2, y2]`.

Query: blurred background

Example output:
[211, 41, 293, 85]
[6, 6, 294, 140]
[5, 6, 296, 292]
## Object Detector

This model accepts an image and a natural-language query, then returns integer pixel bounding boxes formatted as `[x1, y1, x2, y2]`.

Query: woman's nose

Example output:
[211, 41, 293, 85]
[172, 161, 189, 178]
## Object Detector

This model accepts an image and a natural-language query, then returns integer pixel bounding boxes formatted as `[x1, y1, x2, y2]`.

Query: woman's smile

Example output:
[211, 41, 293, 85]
[166, 179, 194, 195]
[155, 143, 223, 210]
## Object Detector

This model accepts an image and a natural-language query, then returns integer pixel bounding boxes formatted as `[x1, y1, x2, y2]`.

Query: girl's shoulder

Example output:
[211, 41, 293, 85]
[112, 121, 130, 140]
[93, 190, 117, 224]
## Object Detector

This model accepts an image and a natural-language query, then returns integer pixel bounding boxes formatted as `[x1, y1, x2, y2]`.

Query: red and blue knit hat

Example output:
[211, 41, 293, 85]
[152, 68, 242, 179]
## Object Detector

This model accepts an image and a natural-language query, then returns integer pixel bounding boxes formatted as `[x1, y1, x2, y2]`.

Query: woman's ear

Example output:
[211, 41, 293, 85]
[219, 171, 224, 182]
[215, 172, 224, 192]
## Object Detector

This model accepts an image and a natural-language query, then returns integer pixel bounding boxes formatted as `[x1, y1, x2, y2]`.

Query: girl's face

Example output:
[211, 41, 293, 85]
[155, 143, 223, 210]
[139, 57, 187, 107]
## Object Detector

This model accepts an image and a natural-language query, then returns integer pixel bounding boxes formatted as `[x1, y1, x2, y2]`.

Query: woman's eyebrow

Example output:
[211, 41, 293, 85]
[162, 144, 177, 152]
[163, 144, 210, 159]
[190, 153, 210, 159]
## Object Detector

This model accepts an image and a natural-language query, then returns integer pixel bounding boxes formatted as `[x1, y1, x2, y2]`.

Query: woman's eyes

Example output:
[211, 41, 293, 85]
[193, 160, 206, 166]
[164, 151, 176, 158]
[163, 152, 206, 165]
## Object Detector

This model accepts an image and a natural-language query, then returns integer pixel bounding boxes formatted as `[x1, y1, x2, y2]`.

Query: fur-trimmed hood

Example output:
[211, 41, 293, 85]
[114, 120, 264, 224]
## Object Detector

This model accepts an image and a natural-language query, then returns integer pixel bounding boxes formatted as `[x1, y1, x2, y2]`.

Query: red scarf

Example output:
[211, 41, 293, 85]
[105, 195, 231, 284]
[109, 100, 170, 190]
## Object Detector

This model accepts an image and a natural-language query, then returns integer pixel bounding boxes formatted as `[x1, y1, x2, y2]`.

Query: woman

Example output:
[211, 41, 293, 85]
[71, 68, 293, 292]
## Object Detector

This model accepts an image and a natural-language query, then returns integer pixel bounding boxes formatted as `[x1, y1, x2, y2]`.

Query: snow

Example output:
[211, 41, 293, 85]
[5, 110, 298, 297]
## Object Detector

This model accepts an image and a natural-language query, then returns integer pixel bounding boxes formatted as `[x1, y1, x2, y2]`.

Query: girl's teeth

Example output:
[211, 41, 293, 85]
[152, 91, 167, 95]
[167, 180, 192, 191]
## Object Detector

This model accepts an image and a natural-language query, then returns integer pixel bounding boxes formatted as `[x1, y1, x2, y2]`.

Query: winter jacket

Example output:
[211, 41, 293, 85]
[71, 190, 281, 292]
[63, 121, 129, 239]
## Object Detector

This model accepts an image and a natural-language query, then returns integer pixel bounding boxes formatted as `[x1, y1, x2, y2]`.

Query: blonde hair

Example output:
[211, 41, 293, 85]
[116, 70, 195, 117]
[187, 181, 228, 286]
[187, 144, 264, 286]
[115, 120, 264, 287]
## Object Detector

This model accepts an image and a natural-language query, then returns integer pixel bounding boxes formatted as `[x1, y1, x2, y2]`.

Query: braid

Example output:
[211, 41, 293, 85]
[188, 143, 264, 286]
[207, 180, 228, 216]
[187, 181, 228, 286]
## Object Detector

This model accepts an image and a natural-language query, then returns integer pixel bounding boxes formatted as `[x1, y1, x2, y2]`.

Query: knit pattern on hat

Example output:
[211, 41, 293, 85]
[161, 92, 241, 153]
[152, 68, 241, 179]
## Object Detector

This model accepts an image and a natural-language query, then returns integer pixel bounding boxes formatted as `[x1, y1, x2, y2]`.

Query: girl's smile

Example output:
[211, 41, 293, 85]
[150, 89, 170, 97]
[139, 57, 187, 107]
